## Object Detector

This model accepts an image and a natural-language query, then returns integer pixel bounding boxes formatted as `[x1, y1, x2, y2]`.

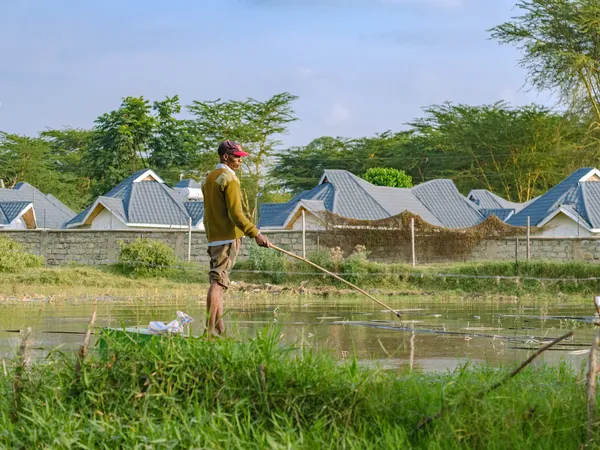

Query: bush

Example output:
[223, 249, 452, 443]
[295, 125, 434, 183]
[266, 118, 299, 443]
[340, 245, 370, 283]
[247, 245, 286, 283]
[0, 236, 44, 272]
[118, 238, 178, 277]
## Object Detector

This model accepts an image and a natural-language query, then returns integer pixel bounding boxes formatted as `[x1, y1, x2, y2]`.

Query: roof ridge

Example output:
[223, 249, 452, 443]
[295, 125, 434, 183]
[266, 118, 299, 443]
[344, 172, 390, 217]
[159, 183, 190, 221]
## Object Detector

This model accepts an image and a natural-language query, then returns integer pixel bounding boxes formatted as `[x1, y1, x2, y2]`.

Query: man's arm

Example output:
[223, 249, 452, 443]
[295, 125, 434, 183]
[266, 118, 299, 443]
[223, 178, 260, 238]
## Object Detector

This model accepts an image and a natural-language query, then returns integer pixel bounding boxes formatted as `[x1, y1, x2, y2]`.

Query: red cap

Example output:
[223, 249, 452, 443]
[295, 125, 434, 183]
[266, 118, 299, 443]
[218, 140, 249, 157]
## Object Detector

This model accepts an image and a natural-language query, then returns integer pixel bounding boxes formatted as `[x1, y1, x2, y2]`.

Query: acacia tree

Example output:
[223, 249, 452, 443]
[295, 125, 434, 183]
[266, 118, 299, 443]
[490, 0, 600, 124]
[407, 102, 593, 201]
[187, 92, 298, 218]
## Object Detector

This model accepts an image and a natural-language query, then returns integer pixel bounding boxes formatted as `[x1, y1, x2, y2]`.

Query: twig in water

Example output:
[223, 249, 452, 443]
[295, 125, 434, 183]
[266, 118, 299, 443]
[73, 308, 97, 387]
[416, 331, 574, 432]
[11, 327, 31, 423]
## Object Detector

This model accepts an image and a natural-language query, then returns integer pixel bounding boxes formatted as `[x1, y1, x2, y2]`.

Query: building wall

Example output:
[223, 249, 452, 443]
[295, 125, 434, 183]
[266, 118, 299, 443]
[92, 209, 129, 230]
[539, 213, 592, 237]
[4, 229, 600, 266]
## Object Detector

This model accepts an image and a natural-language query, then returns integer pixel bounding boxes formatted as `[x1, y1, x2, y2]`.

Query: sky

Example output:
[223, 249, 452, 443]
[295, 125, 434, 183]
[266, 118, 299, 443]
[0, 0, 555, 148]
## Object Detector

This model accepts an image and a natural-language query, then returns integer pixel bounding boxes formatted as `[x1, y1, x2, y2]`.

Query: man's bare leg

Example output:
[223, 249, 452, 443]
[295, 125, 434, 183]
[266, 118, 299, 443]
[206, 280, 225, 337]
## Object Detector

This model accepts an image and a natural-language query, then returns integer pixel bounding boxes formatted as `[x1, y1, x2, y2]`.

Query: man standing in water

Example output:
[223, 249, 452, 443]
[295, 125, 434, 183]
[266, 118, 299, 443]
[201, 140, 270, 337]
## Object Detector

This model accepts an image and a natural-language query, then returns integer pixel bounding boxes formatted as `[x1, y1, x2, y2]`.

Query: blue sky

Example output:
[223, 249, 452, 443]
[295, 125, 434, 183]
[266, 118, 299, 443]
[0, 0, 554, 147]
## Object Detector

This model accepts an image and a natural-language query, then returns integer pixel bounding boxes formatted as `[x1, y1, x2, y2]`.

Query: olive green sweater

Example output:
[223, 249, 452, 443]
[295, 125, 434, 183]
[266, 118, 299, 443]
[201, 167, 259, 243]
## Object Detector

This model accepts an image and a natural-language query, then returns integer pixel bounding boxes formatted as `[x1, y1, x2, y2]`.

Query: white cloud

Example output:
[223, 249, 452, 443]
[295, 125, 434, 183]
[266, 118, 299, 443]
[325, 104, 351, 125]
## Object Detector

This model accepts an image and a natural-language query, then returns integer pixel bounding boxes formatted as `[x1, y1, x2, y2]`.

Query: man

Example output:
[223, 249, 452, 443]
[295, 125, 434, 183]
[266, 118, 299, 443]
[201, 139, 270, 337]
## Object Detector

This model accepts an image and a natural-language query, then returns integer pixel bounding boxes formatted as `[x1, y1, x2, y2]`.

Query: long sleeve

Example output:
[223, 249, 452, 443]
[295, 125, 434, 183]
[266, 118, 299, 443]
[223, 178, 259, 238]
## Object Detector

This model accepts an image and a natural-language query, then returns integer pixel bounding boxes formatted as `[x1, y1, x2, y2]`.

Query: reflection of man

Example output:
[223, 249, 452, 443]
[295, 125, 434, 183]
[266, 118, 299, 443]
[201, 140, 270, 337]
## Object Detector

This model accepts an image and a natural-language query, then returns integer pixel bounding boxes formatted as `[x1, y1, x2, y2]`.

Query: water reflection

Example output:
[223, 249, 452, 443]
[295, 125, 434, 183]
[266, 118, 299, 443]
[0, 294, 596, 372]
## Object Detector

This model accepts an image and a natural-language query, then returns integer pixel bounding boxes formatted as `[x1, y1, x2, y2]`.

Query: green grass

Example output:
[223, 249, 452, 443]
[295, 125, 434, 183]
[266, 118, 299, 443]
[1, 259, 600, 300]
[0, 327, 593, 449]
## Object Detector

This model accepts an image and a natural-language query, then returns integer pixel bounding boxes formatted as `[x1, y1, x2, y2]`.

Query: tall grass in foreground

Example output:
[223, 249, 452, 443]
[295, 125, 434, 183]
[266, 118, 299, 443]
[0, 327, 594, 449]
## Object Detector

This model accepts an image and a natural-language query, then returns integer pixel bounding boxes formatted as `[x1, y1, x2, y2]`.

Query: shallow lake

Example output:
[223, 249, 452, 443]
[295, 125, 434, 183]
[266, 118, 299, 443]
[0, 292, 598, 372]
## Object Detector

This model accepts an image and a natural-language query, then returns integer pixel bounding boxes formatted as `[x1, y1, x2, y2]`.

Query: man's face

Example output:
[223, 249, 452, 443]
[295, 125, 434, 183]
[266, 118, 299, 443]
[223, 153, 243, 171]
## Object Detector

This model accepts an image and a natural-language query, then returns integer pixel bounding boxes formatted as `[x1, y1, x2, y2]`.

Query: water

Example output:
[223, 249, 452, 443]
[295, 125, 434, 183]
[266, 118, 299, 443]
[0, 293, 597, 372]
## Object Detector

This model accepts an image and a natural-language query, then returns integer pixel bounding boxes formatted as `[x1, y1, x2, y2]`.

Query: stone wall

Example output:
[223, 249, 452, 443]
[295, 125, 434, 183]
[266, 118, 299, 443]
[3, 229, 600, 266]
[1, 230, 319, 266]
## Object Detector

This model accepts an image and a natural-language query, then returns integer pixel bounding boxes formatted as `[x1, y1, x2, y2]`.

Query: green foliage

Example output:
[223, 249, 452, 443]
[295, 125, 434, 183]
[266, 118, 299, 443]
[85, 97, 156, 196]
[490, 0, 600, 123]
[117, 238, 178, 277]
[0, 327, 591, 448]
[362, 167, 412, 187]
[246, 245, 286, 283]
[340, 245, 370, 284]
[188, 92, 299, 219]
[0, 236, 44, 273]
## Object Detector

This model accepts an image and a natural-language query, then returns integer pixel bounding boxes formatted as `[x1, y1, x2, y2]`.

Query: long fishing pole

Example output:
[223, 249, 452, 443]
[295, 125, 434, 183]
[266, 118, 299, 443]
[269, 244, 402, 319]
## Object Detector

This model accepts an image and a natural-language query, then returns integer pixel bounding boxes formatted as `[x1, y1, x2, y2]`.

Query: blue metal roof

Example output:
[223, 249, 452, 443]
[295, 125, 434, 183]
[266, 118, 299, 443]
[412, 179, 484, 228]
[508, 168, 594, 226]
[66, 169, 204, 228]
[0, 183, 75, 229]
[175, 179, 201, 189]
[0, 201, 31, 225]
[259, 170, 487, 229]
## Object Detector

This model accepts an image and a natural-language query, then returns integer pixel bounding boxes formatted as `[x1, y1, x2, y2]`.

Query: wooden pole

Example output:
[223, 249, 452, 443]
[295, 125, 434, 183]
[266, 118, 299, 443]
[270, 244, 402, 319]
[411, 218, 416, 268]
[187, 217, 192, 263]
[302, 210, 306, 259]
[527, 216, 531, 261]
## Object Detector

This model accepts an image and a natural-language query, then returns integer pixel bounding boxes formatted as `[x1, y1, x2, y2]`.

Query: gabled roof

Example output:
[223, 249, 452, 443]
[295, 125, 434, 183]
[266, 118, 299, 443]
[66, 169, 203, 229]
[467, 189, 525, 211]
[184, 201, 204, 227]
[259, 170, 486, 229]
[508, 168, 598, 227]
[480, 208, 515, 222]
[0, 182, 75, 229]
[175, 179, 202, 189]
[0, 201, 33, 226]
[412, 179, 484, 228]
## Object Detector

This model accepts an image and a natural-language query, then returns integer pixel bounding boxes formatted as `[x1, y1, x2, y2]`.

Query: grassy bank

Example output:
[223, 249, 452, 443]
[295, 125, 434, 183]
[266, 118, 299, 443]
[1, 259, 600, 300]
[0, 327, 592, 449]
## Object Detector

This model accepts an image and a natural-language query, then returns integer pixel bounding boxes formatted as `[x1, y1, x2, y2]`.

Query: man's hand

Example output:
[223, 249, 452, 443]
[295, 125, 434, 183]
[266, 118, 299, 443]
[255, 233, 270, 248]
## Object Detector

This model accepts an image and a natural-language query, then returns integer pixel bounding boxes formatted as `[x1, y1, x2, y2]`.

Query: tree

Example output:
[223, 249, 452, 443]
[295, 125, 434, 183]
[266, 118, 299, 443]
[85, 97, 155, 195]
[40, 128, 95, 210]
[270, 132, 412, 193]
[362, 168, 412, 188]
[147, 95, 195, 184]
[187, 93, 299, 218]
[490, 0, 600, 124]
[406, 102, 594, 201]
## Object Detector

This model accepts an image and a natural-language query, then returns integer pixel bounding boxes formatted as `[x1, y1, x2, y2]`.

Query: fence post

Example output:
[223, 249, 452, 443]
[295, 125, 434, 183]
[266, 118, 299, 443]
[527, 216, 531, 261]
[411, 217, 416, 268]
[187, 217, 192, 263]
[515, 238, 519, 263]
[302, 210, 306, 259]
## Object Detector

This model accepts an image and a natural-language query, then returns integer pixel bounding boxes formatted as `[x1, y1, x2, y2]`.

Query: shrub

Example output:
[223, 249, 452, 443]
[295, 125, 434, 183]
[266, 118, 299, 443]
[247, 245, 286, 283]
[362, 167, 412, 188]
[0, 236, 44, 272]
[340, 245, 370, 283]
[118, 238, 178, 277]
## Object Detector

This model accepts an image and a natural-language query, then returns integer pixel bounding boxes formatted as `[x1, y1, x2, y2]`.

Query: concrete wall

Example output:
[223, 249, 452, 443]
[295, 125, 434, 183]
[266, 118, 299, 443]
[4, 229, 600, 266]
